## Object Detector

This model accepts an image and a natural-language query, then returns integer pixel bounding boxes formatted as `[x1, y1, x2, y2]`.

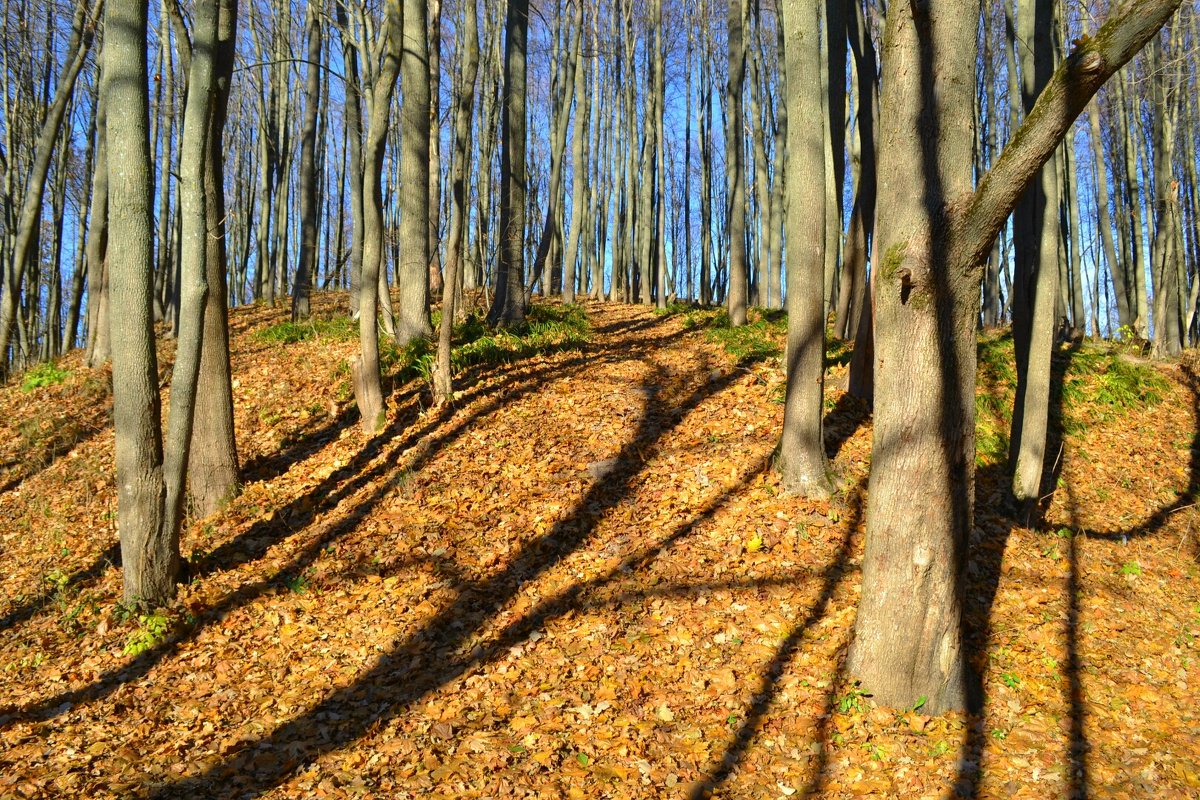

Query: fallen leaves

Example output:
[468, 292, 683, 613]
[0, 297, 1198, 798]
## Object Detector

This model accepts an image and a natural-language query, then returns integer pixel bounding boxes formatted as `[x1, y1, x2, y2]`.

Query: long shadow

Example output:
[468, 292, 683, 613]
[0, 543, 120, 634]
[130, 357, 750, 799]
[0, 333, 679, 723]
[688, 482, 863, 799]
[823, 392, 869, 460]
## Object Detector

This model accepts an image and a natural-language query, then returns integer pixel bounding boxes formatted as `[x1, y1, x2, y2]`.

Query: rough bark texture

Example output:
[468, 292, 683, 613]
[487, 0, 528, 326]
[724, 0, 748, 327]
[396, 0, 434, 344]
[106, 0, 176, 607]
[849, 0, 1184, 713]
[188, 0, 240, 518]
[777, 0, 832, 499]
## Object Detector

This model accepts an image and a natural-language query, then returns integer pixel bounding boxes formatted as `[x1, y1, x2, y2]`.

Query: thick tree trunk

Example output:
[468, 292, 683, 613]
[849, 0, 1182, 713]
[396, 0, 434, 344]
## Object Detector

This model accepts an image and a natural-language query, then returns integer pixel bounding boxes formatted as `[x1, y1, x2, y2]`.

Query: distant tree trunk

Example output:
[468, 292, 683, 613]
[778, 0, 833, 499]
[653, 0, 667, 309]
[1087, 96, 1127, 331]
[725, 0, 748, 326]
[1008, 0, 1061, 505]
[0, 0, 100, 375]
[562, 3, 588, 306]
[334, 0, 364, 317]
[291, 0, 322, 321]
[487, 0, 529, 326]
[532, 2, 582, 302]
[434, 0, 479, 405]
[86, 71, 111, 368]
[427, 0, 444, 301]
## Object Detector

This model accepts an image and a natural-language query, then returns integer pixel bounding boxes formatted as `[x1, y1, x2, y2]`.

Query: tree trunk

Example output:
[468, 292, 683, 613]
[188, 0, 240, 518]
[725, 0, 748, 326]
[487, 0, 529, 326]
[1008, 0, 1062, 505]
[848, 0, 1181, 713]
[0, 0, 101, 375]
[291, 0, 322, 321]
[778, 0, 833, 499]
[106, 0, 176, 607]
[433, 0, 479, 405]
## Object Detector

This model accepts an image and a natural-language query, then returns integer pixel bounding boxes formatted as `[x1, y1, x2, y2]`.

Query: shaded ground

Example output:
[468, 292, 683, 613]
[0, 296, 1197, 799]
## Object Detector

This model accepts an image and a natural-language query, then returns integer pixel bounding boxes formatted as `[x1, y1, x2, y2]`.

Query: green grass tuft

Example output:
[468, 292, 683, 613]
[256, 315, 358, 345]
[21, 362, 70, 392]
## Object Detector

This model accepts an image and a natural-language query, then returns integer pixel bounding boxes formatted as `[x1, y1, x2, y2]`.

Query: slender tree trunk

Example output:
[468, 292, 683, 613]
[1008, 0, 1062, 505]
[291, 0, 322, 321]
[189, 0, 240, 517]
[352, 0, 403, 434]
[86, 70, 111, 368]
[487, 0, 528, 326]
[778, 0, 833, 499]
[725, 0, 748, 326]
[0, 0, 101, 375]
[433, 0, 478, 404]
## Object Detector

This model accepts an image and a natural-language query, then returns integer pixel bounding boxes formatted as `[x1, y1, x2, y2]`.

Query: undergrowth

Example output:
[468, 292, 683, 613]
[256, 315, 358, 345]
[388, 303, 591, 384]
[21, 362, 70, 392]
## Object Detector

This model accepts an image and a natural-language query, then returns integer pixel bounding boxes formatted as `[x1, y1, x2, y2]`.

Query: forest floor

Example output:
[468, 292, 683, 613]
[1, 294, 1198, 800]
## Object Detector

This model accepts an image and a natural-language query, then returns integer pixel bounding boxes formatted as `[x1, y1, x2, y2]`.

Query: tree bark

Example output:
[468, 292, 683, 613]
[396, 0, 434, 344]
[291, 0, 322, 321]
[106, 0, 177, 607]
[849, 0, 1183, 713]
[725, 0, 748, 326]
[778, 0, 833, 499]
[487, 0, 528, 326]
[433, 0, 479, 405]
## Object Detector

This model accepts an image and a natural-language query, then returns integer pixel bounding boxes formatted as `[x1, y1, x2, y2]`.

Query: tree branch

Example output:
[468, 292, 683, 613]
[959, 0, 1183, 270]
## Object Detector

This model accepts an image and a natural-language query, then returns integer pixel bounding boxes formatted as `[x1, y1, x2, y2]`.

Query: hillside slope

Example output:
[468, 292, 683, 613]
[1, 297, 1197, 799]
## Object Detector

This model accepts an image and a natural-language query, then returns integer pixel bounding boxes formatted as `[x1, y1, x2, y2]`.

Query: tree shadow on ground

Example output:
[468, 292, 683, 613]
[121, 351, 752, 798]
[954, 351, 1199, 799]
[0, 543, 120, 635]
[687, 480, 864, 800]
[0, 375, 111, 496]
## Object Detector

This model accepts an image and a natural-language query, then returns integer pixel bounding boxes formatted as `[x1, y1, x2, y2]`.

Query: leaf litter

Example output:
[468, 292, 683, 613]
[0, 295, 1197, 799]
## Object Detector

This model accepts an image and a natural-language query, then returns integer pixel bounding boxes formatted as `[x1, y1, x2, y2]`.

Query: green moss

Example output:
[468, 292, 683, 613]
[878, 241, 909, 284]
